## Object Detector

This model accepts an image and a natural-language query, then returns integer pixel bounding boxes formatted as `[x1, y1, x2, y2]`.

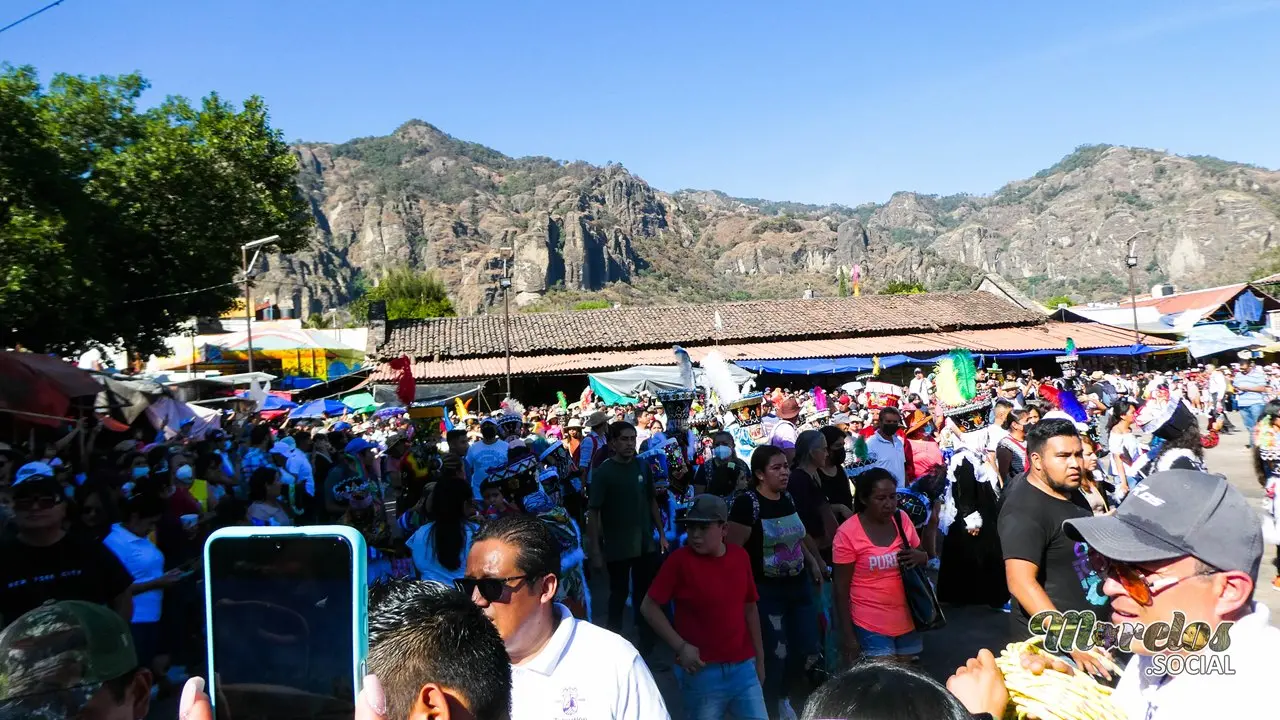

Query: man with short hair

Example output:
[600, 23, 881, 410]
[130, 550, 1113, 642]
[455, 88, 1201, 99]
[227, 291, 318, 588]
[641, 495, 766, 719]
[0, 463, 134, 627]
[1232, 351, 1269, 446]
[1060, 469, 1280, 719]
[459, 515, 668, 720]
[997, 419, 1110, 676]
[0, 601, 154, 720]
[367, 578, 512, 720]
[908, 368, 932, 405]
[467, 418, 510, 499]
[446, 428, 471, 459]
[239, 423, 274, 485]
[865, 407, 908, 488]
[588, 421, 666, 655]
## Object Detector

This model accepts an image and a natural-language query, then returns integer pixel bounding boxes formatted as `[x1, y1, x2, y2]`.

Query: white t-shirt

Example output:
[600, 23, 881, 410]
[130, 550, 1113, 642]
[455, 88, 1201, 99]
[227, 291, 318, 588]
[511, 604, 670, 720]
[407, 521, 478, 585]
[985, 426, 1009, 453]
[466, 439, 510, 496]
[908, 377, 931, 403]
[103, 524, 165, 623]
[864, 432, 906, 488]
[1110, 604, 1280, 720]
[1109, 430, 1140, 462]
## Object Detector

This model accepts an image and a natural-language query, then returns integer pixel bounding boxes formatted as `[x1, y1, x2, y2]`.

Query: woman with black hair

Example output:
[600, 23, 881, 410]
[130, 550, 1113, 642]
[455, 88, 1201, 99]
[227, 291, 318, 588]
[802, 659, 994, 720]
[994, 408, 1031, 485]
[832, 468, 929, 665]
[246, 466, 292, 526]
[1106, 399, 1139, 490]
[1252, 399, 1280, 591]
[407, 473, 479, 585]
[818, 426, 854, 523]
[727, 444, 826, 718]
[73, 480, 120, 541]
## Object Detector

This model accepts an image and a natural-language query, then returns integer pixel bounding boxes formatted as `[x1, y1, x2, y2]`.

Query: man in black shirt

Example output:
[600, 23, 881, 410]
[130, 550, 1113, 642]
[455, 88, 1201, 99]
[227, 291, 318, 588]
[997, 420, 1112, 677]
[0, 462, 133, 628]
[693, 431, 749, 499]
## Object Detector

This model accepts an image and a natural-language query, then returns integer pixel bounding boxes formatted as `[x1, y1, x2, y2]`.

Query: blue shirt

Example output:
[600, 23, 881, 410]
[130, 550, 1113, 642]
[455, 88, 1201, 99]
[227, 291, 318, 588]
[1235, 367, 1268, 407]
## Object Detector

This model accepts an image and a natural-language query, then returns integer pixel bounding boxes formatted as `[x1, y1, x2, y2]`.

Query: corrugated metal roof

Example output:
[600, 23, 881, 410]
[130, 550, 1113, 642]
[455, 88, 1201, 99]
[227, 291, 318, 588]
[1118, 284, 1247, 316]
[371, 321, 1173, 381]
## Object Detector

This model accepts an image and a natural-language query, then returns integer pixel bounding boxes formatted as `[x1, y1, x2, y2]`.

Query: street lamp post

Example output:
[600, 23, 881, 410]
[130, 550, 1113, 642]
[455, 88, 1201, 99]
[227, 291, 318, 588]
[1124, 230, 1148, 369]
[498, 246, 515, 397]
[241, 235, 281, 374]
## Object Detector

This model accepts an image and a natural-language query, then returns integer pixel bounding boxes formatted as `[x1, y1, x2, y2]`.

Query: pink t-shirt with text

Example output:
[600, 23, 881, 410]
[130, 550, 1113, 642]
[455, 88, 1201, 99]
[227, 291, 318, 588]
[832, 510, 919, 637]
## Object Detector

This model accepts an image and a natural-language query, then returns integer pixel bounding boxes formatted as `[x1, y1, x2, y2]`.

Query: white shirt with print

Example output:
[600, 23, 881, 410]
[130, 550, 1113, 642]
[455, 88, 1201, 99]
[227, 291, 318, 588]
[511, 604, 670, 720]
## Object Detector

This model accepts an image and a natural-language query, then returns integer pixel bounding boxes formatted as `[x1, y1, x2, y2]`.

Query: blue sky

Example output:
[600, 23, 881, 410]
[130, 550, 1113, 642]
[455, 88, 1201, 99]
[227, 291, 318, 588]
[4, 0, 1278, 205]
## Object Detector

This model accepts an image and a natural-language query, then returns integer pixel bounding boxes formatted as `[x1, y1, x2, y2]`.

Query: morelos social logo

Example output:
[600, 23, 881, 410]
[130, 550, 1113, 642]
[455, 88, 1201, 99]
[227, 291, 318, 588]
[1028, 610, 1232, 655]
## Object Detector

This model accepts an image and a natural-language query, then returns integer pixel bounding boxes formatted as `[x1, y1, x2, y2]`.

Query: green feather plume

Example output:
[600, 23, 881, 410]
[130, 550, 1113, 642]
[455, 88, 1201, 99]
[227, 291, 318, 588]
[950, 348, 977, 403]
[853, 435, 869, 462]
[557, 391, 568, 411]
[1065, 337, 1076, 356]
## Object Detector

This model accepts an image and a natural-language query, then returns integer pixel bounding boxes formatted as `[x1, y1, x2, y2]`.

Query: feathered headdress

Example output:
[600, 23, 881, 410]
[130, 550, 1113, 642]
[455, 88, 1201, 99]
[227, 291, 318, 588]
[933, 349, 978, 408]
[700, 349, 743, 407]
[500, 397, 525, 417]
[557, 391, 568, 412]
[814, 387, 828, 413]
[1037, 384, 1088, 423]
[454, 397, 471, 420]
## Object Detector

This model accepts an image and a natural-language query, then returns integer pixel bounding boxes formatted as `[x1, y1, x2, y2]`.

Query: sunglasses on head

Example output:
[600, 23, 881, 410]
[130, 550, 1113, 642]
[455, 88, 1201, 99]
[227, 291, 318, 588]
[1088, 552, 1217, 607]
[13, 494, 62, 511]
[453, 575, 538, 602]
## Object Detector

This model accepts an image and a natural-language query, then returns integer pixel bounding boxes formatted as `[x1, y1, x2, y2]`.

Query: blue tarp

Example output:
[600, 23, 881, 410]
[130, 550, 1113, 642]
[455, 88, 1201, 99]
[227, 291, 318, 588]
[234, 392, 297, 411]
[1233, 291, 1264, 323]
[734, 354, 942, 376]
[1181, 324, 1265, 358]
[735, 346, 1163, 375]
[288, 398, 348, 419]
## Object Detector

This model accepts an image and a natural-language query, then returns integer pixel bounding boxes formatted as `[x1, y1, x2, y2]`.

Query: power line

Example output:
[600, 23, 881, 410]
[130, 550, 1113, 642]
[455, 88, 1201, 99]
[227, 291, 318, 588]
[0, 0, 68, 36]
[120, 281, 239, 304]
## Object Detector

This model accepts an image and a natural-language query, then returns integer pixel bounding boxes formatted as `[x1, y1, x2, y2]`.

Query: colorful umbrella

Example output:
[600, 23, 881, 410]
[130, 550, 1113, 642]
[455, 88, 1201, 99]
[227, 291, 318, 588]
[341, 392, 378, 413]
[289, 398, 348, 420]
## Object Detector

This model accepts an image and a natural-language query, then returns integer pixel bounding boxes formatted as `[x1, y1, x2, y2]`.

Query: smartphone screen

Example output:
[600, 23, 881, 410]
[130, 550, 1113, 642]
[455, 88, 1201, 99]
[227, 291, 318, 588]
[207, 534, 358, 720]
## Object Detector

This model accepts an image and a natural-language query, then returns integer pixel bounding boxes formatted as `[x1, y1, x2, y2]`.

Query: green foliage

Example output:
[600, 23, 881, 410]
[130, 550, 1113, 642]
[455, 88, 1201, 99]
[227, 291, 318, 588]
[889, 227, 936, 245]
[1114, 191, 1153, 210]
[303, 313, 334, 329]
[992, 182, 1036, 206]
[1034, 144, 1113, 178]
[0, 65, 312, 355]
[348, 267, 456, 322]
[879, 281, 927, 295]
[1186, 154, 1256, 176]
[1044, 295, 1075, 309]
[837, 267, 849, 297]
[572, 299, 611, 311]
[331, 136, 421, 167]
[726, 193, 853, 218]
[751, 215, 804, 234]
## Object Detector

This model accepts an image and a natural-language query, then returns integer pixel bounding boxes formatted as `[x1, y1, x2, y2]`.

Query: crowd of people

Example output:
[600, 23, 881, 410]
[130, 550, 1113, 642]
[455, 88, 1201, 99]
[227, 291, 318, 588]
[1, 348, 1279, 720]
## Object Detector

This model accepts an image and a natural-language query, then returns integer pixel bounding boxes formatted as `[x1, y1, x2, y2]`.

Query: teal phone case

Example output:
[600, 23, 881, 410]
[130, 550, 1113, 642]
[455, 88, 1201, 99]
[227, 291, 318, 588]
[203, 525, 369, 713]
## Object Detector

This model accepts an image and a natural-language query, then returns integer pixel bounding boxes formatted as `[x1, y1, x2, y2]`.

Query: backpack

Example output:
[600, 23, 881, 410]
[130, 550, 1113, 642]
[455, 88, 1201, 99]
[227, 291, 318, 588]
[743, 488, 795, 526]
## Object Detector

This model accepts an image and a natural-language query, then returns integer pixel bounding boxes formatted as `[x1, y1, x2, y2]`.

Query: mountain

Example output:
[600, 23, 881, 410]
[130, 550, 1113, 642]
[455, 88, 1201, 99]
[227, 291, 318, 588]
[255, 122, 1280, 319]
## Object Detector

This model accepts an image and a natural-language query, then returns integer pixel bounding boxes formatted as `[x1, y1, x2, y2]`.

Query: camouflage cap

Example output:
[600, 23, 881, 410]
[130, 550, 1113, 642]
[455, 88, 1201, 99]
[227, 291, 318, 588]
[0, 601, 137, 720]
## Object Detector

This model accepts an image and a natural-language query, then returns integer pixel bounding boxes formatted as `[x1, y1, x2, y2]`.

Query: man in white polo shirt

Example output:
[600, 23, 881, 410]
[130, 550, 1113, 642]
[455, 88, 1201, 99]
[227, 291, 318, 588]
[459, 514, 670, 720]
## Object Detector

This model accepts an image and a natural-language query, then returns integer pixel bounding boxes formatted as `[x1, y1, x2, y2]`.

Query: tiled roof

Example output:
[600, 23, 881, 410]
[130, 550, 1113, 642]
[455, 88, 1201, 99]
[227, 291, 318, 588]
[375, 292, 1045, 360]
[1117, 284, 1248, 316]
[370, 320, 1173, 382]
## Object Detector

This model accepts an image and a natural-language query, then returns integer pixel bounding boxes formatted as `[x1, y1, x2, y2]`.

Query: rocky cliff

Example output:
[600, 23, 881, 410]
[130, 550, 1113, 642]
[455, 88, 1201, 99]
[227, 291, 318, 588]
[254, 125, 1280, 318]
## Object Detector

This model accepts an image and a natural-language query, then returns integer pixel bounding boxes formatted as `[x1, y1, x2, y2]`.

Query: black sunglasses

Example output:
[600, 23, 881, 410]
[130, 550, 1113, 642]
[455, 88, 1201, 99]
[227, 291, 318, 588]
[453, 575, 537, 602]
[14, 494, 63, 511]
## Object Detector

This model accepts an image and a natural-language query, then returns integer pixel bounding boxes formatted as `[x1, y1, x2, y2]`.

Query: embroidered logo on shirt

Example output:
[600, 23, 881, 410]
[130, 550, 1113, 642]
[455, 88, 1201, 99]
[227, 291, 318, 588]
[560, 687, 582, 716]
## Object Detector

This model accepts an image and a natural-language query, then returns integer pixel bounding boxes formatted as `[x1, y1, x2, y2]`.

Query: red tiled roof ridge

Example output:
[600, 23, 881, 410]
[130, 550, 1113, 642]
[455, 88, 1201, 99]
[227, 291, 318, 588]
[374, 291, 1046, 361]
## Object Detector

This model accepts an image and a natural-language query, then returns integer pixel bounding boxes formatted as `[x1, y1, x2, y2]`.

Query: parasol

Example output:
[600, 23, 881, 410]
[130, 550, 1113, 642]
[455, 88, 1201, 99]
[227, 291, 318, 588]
[0, 351, 102, 425]
[289, 398, 348, 420]
[374, 406, 406, 419]
[341, 392, 379, 414]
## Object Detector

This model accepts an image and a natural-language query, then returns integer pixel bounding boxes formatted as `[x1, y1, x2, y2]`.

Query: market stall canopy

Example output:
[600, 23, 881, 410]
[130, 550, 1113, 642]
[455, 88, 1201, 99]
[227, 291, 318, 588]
[370, 382, 484, 407]
[0, 351, 102, 425]
[146, 397, 221, 440]
[93, 374, 167, 425]
[233, 392, 298, 412]
[288, 398, 349, 420]
[588, 364, 755, 404]
[341, 392, 378, 413]
[1179, 324, 1269, 358]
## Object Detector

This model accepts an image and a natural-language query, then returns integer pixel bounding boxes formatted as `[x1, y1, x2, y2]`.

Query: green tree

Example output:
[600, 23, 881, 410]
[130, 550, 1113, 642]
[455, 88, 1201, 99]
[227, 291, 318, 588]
[349, 267, 456, 321]
[572, 299, 611, 311]
[838, 268, 849, 297]
[304, 312, 334, 329]
[879, 281, 927, 295]
[0, 66, 312, 355]
[1044, 294, 1076, 309]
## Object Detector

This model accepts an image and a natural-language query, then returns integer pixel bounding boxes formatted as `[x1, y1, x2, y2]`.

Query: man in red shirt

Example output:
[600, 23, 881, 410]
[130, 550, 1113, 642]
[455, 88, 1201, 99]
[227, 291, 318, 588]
[641, 495, 767, 719]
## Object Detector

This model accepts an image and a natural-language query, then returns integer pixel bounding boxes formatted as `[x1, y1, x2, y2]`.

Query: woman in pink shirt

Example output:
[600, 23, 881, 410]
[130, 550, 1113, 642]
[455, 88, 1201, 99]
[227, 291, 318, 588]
[832, 467, 928, 664]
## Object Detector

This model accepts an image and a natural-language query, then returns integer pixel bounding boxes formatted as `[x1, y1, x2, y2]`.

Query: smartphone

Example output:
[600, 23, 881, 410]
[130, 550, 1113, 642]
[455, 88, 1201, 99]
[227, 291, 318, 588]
[204, 526, 368, 720]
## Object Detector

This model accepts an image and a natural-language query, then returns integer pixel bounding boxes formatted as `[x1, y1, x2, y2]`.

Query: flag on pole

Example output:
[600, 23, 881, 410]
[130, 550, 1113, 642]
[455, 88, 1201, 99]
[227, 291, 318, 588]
[852, 264, 862, 297]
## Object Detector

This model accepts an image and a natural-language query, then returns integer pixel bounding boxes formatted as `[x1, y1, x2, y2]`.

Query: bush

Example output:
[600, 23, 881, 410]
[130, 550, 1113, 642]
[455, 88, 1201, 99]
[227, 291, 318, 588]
[572, 299, 611, 311]
[879, 281, 926, 295]
[1034, 144, 1113, 178]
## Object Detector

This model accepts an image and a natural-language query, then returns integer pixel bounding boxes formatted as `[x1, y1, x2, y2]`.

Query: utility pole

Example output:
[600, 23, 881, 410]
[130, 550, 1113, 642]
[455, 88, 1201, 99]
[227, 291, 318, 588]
[1124, 230, 1149, 369]
[499, 249, 514, 397]
[241, 235, 281, 375]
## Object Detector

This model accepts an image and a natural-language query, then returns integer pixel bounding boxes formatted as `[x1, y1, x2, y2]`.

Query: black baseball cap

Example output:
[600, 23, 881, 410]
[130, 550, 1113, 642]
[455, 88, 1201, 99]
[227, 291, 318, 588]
[1064, 470, 1263, 581]
[678, 494, 728, 524]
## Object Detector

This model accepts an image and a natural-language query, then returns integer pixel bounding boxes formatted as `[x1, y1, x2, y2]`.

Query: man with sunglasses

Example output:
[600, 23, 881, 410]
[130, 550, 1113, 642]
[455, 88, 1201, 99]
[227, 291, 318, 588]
[0, 463, 134, 628]
[459, 514, 669, 720]
[1062, 469, 1280, 720]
